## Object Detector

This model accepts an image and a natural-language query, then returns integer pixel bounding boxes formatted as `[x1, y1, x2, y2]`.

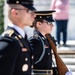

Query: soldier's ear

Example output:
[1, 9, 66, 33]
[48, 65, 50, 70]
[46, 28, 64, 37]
[36, 21, 42, 26]
[11, 9, 18, 16]
[16, 12, 18, 15]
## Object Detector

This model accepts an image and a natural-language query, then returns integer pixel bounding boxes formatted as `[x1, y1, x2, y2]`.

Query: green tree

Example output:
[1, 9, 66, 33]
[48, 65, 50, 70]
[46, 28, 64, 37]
[0, 0, 4, 34]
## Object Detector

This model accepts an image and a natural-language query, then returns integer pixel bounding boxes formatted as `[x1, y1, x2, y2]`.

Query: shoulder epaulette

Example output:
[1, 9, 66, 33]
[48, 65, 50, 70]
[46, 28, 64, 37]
[29, 34, 39, 40]
[33, 34, 39, 39]
[2, 29, 14, 37]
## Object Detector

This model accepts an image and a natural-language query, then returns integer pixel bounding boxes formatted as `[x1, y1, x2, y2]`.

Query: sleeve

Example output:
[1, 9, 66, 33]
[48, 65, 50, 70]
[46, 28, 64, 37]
[0, 36, 21, 55]
[0, 36, 22, 75]
[29, 38, 43, 52]
[0, 37, 13, 55]
[29, 37, 43, 64]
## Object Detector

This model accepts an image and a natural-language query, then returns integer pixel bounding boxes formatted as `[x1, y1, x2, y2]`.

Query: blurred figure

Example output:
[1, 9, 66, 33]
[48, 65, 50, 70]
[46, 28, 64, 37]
[0, 0, 37, 75]
[50, 0, 70, 46]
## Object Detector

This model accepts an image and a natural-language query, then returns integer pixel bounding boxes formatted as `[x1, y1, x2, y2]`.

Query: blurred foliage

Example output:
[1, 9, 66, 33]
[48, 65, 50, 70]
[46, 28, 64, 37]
[0, 0, 4, 34]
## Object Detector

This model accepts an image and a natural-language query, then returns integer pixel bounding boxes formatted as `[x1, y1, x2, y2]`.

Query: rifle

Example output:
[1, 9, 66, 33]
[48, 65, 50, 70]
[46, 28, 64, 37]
[45, 34, 68, 75]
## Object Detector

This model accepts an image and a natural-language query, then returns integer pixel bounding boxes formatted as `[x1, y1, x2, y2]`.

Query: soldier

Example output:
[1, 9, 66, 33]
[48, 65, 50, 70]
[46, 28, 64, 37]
[0, 0, 37, 75]
[29, 11, 72, 75]
[29, 10, 57, 75]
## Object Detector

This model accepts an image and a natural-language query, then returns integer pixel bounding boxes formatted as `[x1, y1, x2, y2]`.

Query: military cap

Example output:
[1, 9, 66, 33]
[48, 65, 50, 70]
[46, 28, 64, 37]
[7, 0, 36, 10]
[35, 10, 55, 22]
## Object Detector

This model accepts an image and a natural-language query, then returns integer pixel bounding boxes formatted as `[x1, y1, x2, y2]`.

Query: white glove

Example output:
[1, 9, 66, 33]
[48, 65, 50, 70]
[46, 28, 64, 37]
[65, 69, 73, 75]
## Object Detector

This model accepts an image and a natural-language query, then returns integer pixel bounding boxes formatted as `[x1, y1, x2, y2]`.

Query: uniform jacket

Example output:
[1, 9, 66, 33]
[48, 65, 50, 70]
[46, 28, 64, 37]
[29, 30, 54, 70]
[0, 26, 31, 75]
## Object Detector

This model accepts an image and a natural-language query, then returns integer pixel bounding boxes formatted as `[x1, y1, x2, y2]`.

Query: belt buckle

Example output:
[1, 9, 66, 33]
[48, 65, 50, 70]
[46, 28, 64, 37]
[47, 70, 53, 74]
[32, 69, 53, 75]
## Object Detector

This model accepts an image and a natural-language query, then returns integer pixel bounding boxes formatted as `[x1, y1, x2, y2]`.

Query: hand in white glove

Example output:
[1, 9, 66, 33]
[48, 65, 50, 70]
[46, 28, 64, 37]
[65, 69, 73, 75]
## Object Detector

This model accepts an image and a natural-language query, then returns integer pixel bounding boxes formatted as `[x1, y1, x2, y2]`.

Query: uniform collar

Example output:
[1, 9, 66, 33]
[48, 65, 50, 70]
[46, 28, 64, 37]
[8, 23, 25, 38]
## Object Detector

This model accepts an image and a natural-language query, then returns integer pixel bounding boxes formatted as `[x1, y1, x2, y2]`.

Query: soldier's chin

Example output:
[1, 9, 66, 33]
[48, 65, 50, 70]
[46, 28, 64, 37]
[30, 25, 34, 28]
[28, 23, 32, 27]
[28, 21, 33, 27]
[29, 21, 34, 27]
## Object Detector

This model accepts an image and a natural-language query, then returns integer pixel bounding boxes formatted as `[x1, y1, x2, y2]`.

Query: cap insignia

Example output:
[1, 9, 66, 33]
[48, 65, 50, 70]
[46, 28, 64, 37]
[40, 16, 42, 18]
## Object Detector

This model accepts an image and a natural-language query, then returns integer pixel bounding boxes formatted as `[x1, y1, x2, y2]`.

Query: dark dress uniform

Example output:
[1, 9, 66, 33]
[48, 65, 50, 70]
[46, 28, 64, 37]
[29, 30, 58, 75]
[29, 11, 59, 75]
[29, 30, 52, 69]
[0, 26, 32, 75]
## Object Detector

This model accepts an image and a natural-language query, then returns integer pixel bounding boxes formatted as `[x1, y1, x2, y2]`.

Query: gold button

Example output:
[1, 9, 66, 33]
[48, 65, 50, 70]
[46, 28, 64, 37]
[48, 53, 50, 55]
[22, 64, 28, 72]
[32, 55, 34, 59]
[31, 65, 33, 69]
[25, 58, 28, 61]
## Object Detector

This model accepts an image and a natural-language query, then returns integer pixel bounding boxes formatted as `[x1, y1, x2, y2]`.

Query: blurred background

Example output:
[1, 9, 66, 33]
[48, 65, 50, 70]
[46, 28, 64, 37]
[0, 0, 75, 40]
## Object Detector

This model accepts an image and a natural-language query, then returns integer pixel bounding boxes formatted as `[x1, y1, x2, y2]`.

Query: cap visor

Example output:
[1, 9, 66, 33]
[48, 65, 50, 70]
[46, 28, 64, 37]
[34, 10, 56, 14]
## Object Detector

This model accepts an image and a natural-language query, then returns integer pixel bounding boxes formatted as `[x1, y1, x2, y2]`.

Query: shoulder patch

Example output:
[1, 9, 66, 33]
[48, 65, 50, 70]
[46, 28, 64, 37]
[2, 29, 14, 37]
[33, 34, 39, 39]
[29, 34, 39, 40]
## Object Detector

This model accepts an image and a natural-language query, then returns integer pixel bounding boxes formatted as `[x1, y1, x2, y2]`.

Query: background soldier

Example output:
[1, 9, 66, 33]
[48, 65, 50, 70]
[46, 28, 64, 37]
[29, 11, 57, 75]
[29, 11, 72, 75]
[0, 0, 37, 75]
